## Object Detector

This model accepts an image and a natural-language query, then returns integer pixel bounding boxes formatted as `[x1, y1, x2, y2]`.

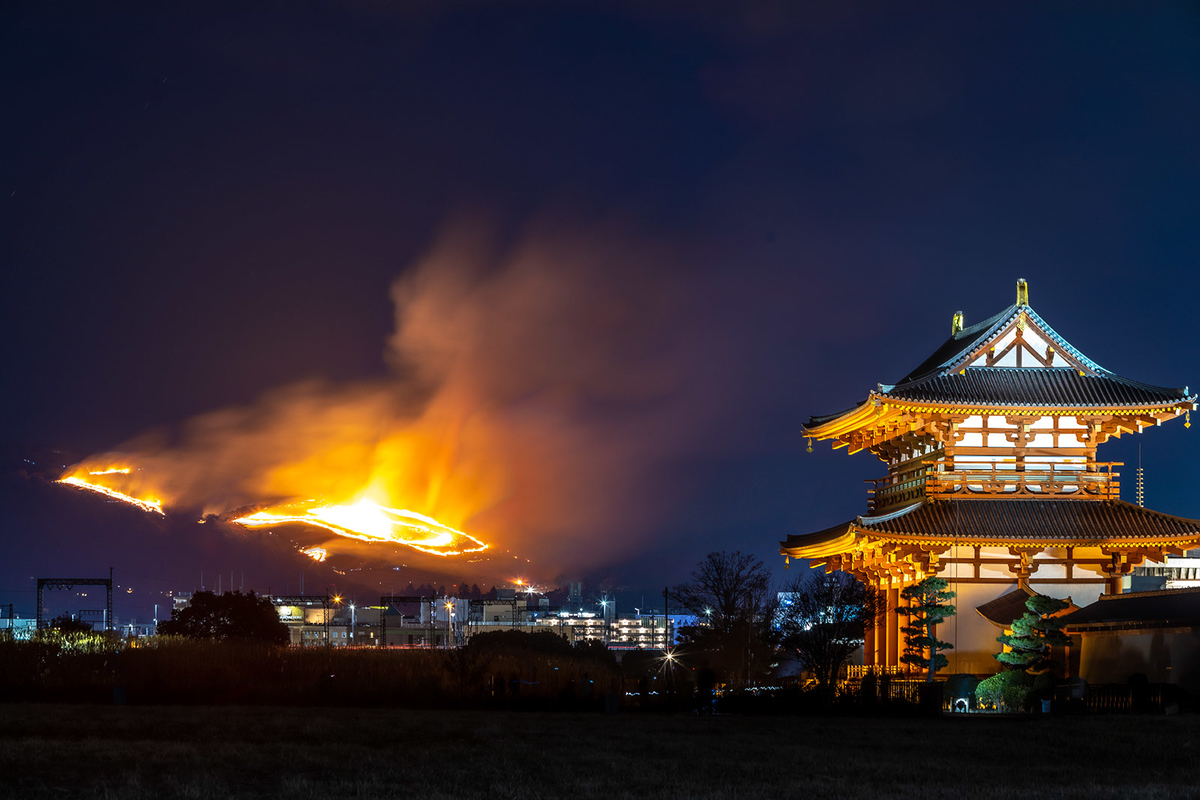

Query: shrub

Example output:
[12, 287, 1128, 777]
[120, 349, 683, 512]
[975, 669, 1031, 712]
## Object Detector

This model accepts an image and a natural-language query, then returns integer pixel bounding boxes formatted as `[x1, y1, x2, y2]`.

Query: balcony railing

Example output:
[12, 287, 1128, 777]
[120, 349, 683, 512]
[925, 462, 1121, 500]
[865, 463, 934, 512]
[868, 462, 1122, 509]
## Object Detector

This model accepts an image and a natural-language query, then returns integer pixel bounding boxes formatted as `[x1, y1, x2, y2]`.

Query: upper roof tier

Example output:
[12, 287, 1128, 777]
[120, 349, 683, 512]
[807, 280, 1194, 433]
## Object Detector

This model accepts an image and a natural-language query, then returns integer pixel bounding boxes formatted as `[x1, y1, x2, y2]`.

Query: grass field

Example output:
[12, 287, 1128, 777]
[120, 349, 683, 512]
[1, 705, 1198, 799]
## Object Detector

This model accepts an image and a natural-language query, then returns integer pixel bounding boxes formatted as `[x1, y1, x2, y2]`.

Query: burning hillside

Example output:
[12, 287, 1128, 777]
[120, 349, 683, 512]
[58, 469, 164, 515]
[235, 499, 487, 556]
[51, 219, 722, 577]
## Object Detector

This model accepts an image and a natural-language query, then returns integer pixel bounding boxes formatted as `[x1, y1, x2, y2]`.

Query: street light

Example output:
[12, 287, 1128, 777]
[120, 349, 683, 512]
[599, 598, 611, 647]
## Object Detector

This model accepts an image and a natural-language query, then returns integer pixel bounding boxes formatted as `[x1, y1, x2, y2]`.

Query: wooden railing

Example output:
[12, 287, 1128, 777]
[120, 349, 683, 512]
[925, 462, 1121, 500]
[865, 462, 935, 512]
[843, 665, 908, 679]
[866, 461, 1122, 509]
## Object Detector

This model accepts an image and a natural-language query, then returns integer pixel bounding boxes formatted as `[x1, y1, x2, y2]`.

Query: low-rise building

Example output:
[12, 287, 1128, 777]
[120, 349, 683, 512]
[1061, 587, 1200, 693]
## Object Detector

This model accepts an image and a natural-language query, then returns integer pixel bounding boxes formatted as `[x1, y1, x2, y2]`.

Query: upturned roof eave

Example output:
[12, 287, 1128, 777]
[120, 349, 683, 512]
[781, 527, 1200, 558]
[804, 394, 1195, 441]
[781, 499, 1200, 558]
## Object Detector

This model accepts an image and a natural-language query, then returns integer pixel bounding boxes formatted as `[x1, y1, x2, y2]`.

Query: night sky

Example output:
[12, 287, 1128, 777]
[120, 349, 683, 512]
[4, 5, 1200, 621]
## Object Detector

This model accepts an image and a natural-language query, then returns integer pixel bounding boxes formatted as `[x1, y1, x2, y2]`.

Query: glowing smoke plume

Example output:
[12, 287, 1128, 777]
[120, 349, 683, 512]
[58, 217, 726, 575]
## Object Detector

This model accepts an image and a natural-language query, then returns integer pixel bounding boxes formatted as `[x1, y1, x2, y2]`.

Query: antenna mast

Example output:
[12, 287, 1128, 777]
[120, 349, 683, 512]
[1136, 442, 1144, 508]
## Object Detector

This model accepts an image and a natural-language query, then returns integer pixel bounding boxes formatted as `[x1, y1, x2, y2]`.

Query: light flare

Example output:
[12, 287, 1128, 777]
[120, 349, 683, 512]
[234, 499, 488, 556]
[58, 476, 164, 516]
[302, 547, 328, 563]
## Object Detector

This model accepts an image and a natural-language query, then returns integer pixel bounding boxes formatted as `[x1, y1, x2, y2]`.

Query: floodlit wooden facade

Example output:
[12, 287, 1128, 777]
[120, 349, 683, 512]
[782, 280, 1200, 675]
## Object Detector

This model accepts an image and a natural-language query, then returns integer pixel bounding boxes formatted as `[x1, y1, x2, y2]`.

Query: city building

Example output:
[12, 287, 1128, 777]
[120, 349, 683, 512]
[265, 592, 684, 650]
[782, 280, 1200, 675]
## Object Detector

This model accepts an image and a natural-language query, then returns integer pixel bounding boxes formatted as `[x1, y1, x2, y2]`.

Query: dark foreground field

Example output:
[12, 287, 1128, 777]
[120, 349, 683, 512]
[1, 705, 1198, 799]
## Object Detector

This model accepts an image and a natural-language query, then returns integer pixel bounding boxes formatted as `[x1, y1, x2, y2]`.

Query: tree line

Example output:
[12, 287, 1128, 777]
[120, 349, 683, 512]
[53, 549, 1079, 712]
[670, 550, 1074, 711]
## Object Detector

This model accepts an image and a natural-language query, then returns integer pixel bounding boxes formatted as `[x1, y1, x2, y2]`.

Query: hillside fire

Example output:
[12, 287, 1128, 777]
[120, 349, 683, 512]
[234, 499, 487, 556]
[58, 471, 165, 515]
[57, 465, 487, 557]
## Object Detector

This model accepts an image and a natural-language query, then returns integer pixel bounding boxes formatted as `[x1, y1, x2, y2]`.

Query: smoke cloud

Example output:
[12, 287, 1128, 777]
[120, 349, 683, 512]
[68, 215, 751, 577]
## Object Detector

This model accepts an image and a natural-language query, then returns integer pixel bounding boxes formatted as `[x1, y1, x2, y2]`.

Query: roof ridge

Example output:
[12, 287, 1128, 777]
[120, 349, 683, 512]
[1099, 586, 1200, 601]
[1109, 499, 1200, 526]
[858, 500, 924, 525]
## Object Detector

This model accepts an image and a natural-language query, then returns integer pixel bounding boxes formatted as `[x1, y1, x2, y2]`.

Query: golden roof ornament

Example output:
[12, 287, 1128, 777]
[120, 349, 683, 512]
[951, 310, 964, 335]
[1017, 277, 1029, 306]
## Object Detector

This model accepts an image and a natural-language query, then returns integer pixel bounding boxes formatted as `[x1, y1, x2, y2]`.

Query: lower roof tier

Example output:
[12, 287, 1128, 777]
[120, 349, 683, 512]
[781, 498, 1200, 556]
[1060, 587, 1200, 631]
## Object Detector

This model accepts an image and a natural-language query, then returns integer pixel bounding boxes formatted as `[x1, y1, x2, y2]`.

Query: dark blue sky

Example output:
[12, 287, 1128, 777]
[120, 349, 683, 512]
[3, 5, 1199, 618]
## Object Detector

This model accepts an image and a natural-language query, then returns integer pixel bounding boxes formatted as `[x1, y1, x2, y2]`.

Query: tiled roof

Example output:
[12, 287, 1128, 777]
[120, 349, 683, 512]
[860, 499, 1200, 542]
[976, 587, 1078, 627]
[894, 305, 1016, 385]
[781, 499, 1200, 550]
[892, 304, 1106, 386]
[807, 301, 1193, 427]
[883, 367, 1187, 408]
[1060, 587, 1200, 630]
[975, 586, 1037, 627]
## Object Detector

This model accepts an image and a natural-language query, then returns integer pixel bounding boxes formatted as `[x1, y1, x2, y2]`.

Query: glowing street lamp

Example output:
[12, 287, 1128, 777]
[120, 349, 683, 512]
[599, 598, 612, 647]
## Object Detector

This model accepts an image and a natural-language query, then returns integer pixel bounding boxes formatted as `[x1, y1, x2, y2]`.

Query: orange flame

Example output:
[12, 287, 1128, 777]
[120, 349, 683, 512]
[234, 499, 487, 556]
[58, 475, 164, 515]
[57, 463, 488, 558]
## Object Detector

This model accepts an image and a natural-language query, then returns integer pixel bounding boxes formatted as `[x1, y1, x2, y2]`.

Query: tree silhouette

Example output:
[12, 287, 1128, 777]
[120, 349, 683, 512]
[778, 573, 884, 701]
[158, 591, 288, 646]
[672, 551, 777, 689]
[47, 613, 95, 635]
[898, 577, 956, 681]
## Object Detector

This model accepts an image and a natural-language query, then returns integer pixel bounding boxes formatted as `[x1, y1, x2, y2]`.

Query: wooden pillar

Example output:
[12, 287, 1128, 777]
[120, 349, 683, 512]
[886, 587, 901, 667]
[873, 582, 886, 666]
[864, 600, 876, 667]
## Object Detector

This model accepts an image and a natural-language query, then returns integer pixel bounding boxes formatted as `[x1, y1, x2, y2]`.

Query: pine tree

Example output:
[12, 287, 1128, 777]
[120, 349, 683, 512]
[995, 594, 1070, 674]
[898, 577, 957, 681]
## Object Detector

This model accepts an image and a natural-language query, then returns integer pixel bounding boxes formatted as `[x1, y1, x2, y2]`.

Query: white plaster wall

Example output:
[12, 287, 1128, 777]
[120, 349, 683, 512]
[1032, 562, 1068, 581]
[994, 349, 1018, 367]
[1023, 328, 1050, 351]
[942, 580, 1016, 675]
[1028, 433, 1056, 448]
